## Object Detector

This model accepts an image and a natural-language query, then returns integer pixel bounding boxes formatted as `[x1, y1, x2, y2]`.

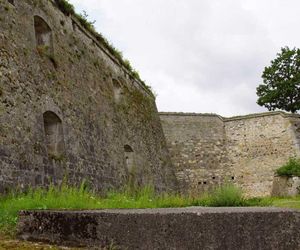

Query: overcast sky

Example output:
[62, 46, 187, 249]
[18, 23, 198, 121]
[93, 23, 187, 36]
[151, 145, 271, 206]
[69, 0, 300, 116]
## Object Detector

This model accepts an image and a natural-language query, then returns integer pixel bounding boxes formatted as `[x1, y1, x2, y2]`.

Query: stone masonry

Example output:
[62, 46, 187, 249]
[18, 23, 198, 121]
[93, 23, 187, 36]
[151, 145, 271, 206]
[1, 0, 300, 198]
[0, 0, 177, 193]
[160, 112, 300, 197]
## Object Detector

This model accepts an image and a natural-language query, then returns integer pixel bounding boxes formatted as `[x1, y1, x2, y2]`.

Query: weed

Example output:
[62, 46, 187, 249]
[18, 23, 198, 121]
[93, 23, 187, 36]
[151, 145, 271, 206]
[2, 182, 288, 236]
[48, 153, 66, 162]
[54, 0, 75, 16]
[276, 158, 300, 177]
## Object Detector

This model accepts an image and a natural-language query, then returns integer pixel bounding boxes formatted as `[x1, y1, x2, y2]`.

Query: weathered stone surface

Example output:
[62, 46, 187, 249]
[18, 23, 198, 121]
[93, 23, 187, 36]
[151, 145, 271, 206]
[159, 113, 228, 194]
[272, 176, 300, 197]
[17, 208, 300, 250]
[0, 0, 176, 193]
[160, 112, 300, 197]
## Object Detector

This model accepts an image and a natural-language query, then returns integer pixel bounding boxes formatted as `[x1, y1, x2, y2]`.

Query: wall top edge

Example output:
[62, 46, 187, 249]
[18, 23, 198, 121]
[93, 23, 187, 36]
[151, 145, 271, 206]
[48, 0, 154, 98]
[159, 111, 300, 121]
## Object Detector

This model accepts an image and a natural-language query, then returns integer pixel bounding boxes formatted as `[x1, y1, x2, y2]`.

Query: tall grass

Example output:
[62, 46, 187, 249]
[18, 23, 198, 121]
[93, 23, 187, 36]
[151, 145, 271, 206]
[195, 184, 245, 207]
[0, 183, 268, 234]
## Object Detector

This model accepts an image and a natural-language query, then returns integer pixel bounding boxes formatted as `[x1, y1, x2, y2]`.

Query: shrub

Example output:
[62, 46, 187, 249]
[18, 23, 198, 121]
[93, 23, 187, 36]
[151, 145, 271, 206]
[54, 0, 75, 16]
[276, 158, 300, 177]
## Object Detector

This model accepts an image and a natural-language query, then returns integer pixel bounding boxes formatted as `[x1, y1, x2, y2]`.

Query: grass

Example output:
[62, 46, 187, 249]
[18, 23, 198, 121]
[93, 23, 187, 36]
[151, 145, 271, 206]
[272, 196, 300, 209]
[276, 158, 300, 177]
[0, 182, 272, 235]
[0, 182, 299, 248]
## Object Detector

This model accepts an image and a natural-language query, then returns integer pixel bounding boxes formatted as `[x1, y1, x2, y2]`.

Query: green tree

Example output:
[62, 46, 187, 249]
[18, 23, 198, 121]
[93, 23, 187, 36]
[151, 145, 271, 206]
[256, 47, 300, 113]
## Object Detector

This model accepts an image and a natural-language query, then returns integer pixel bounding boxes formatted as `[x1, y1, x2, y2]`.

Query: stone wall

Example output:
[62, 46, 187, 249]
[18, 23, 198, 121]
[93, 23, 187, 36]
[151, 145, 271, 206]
[225, 113, 300, 197]
[17, 208, 300, 249]
[0, 0, 177, 193]
[160, 112, 300, 197]
[272, 176, 300, 197]
[160, 113, 230, 193]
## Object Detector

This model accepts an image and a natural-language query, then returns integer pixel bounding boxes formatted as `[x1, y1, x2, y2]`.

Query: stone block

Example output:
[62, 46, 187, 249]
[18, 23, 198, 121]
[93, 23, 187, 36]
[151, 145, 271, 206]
[17, 207, 300, 250]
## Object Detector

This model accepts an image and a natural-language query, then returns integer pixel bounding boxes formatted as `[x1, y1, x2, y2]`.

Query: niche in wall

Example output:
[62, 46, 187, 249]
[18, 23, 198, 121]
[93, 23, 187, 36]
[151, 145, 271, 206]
[113, 79, 123, 103]
[43, 111, 65, 160]
[124, 145, 135, 172]
[34, 16, 53, 55]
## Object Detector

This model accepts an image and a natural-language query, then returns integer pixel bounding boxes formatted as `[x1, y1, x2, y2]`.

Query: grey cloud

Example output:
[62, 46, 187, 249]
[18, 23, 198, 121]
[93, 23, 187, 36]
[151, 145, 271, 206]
[69, 0, 300, 116]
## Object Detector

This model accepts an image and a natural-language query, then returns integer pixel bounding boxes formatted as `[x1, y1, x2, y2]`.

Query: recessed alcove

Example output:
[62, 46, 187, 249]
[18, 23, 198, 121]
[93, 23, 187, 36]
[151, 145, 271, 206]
[34, 16, 53, 54]
[113, 79, 123, 103]
[43, 111, 65, 159]
[124, 145, 134, 172]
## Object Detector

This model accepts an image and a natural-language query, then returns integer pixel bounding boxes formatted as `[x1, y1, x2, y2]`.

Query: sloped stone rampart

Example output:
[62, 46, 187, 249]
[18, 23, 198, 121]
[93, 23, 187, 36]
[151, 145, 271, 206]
[0, 0, 177, 192]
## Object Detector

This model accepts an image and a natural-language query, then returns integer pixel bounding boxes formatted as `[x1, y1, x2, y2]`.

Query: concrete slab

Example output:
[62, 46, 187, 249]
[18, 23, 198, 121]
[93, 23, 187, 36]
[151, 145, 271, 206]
[17, 207, 300, 250]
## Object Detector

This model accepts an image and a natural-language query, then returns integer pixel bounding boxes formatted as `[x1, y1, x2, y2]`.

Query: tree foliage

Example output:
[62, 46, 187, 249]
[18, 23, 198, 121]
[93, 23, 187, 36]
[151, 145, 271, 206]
[257, 47, 300, 113]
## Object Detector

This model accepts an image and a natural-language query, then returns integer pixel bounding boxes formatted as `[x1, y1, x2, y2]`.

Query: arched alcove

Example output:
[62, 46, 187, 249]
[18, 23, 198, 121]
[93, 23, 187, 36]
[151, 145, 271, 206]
[113, 79, 123, 103]
[124, 145, 134, 172]
[34, 16, 53, 54]
[43, 111, 65, 159]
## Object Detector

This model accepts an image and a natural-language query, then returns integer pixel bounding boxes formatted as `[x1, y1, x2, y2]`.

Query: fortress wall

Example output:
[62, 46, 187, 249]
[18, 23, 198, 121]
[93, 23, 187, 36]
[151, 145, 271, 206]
[0, 0, 176, 192]
[225, 114, 300, 196]
[225, 113, 300, 197]
[160, 113, 230, 193]
[160, 112, 300, 196]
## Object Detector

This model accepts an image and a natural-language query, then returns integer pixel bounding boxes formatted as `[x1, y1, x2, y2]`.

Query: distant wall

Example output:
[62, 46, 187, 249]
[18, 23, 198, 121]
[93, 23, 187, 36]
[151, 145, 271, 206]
[0, 0, 177, 193]
[225, 113, 300, 196]
[160, 112, 300, 196]
[160, 114, 230, 193]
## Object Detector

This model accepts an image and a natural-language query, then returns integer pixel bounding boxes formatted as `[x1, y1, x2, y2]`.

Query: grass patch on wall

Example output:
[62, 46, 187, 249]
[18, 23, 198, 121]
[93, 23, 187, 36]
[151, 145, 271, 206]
[276, 158, 300, 177]
[0, 183, 273, 235]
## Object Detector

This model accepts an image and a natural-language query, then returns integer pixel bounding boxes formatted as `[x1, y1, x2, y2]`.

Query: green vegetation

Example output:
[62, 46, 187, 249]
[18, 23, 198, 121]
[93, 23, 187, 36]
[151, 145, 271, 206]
[54, 0, 152, 93]
[257, 47, 300, 113]
[0, 183, 269, 234]
[54, 0, 75, 16]
[0, 181, 299, 239]
[276, 158, 300, 177]
[272, 196, 300, 209]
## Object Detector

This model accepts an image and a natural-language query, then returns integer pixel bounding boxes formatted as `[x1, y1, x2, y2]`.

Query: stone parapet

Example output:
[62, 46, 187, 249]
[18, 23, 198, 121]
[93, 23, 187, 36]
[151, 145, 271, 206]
[17, 208, 300, 249]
